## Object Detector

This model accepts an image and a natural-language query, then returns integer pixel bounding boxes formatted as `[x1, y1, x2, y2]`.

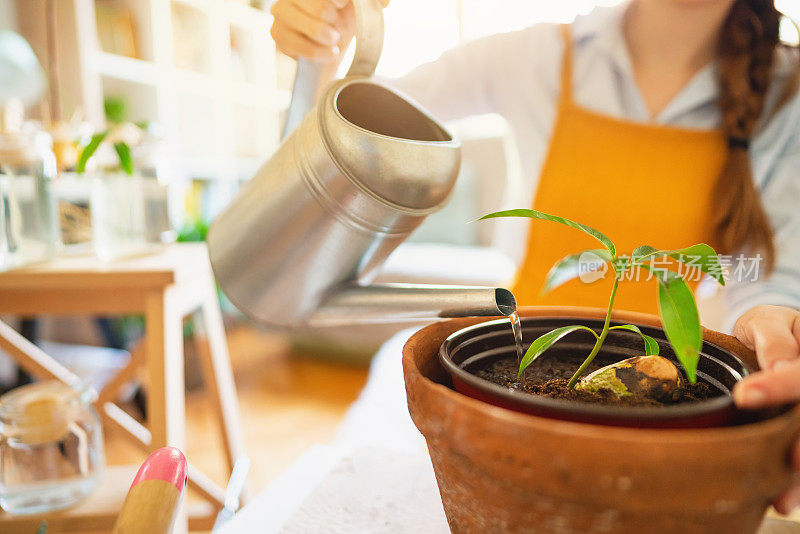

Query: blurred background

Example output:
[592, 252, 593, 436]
[3, 0, 798, 262]
[7, 0, 797, 231]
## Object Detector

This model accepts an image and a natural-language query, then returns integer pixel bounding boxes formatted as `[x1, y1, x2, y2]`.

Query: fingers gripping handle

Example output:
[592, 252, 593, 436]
[282, 0, 384, 139]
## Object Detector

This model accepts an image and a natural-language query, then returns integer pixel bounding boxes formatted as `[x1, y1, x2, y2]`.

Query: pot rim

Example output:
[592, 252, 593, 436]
[440, 315, 742, 421]
[404, 309, 800, 439]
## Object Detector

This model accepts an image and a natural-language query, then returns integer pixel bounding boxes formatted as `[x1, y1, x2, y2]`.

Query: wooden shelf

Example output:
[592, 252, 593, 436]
[96, 52, 160, 86]
[175, 69, 219, 96]
[171, 0, 215, 12]
[174, 155, 234, 181]
[227, 0, 271, 29]
[0, 464, 216, 533]
[231, 82, 261, 105]
[17, 0, 282, 225]
[0, 465, 136, 533]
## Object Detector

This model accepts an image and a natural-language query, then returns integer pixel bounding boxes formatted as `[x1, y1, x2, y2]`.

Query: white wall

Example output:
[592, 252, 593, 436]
[373, 0, 626, 78]
[0, 0, 17, 32]
[370, 0, 798, 79]
[777, 0, 800, 45]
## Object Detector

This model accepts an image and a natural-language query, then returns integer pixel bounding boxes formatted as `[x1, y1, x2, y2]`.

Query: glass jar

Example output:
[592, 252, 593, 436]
[0, 127, 61, 271]
[0, 382, 105, 515]
[90, 171, 149, 261]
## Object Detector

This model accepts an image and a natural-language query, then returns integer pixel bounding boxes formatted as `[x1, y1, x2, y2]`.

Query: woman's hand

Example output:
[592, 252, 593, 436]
[270, 0, 390, 63]
[732, 305, 800, 514]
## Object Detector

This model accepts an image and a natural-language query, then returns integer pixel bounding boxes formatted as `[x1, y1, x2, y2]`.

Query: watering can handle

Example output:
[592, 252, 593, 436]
[281, 0, 385, 138]
[344, 0, 385, 78]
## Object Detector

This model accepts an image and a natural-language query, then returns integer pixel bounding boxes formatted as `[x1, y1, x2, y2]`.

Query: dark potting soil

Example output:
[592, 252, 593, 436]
[474, 355, 718, 407]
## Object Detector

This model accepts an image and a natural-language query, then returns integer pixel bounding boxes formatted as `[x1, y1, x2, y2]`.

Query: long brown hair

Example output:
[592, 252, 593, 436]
[714, 0, 800, 272]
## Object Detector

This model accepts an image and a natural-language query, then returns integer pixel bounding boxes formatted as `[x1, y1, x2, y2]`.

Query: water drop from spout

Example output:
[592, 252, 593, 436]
[509, 311, 524, 364]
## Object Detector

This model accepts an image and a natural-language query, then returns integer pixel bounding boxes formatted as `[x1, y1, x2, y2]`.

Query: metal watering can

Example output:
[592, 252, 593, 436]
[207, 0, 516, 327]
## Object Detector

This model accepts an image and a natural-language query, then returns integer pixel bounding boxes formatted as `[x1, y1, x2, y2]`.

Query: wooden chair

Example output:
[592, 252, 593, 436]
[0, 243, 245, 532]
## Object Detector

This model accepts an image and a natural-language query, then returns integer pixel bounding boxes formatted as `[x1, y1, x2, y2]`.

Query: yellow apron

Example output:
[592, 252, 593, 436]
[512, 25, 727, 314]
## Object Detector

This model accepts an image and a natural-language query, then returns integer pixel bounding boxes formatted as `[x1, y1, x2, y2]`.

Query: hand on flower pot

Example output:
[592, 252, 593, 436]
[732, 304, 800, 513]
[270, 0, 390, 62]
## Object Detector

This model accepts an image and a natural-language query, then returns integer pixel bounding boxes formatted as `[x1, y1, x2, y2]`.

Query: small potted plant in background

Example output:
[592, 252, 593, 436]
[403, 208, 800, 534]
[77, 97, 169, 261]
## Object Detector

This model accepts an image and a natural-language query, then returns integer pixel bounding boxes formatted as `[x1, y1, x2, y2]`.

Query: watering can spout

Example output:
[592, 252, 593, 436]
[307, 284, 517, 327]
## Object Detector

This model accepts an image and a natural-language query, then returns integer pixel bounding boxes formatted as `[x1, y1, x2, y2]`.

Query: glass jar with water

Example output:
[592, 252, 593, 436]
[0, 382, 104, 514]
[0, 117, 61, 271]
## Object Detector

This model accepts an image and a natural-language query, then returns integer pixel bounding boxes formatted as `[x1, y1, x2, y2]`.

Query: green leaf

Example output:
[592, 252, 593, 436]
[479, 209, 616, 257]
[518, 325, 599, 378]
[668, 243, 725, 286]
[631, 245, 660, 263]
[114, 142, 134, 175]
[543, 248, 612, 293]
[36, 521, 48, 534]
[608, 324, 660, 356]
[643, 266, 702, 383]
[76, 132, 108, 174]
[104, 96, 127, 123]
[177, 220, 209, 242]
[632, 243, 725, 286]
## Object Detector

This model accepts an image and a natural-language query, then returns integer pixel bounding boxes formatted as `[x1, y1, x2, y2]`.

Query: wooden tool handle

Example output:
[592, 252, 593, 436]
[113, 447, 187, 534]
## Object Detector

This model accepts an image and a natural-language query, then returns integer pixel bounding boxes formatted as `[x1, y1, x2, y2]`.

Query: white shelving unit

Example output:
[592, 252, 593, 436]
[17, 0, 284, 183]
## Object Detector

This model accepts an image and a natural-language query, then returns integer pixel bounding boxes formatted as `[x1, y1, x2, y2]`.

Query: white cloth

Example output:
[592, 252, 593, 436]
[218, 445, 798, 533]
[334, 328, 425, 454]
[394, 1, 800, 331]
[280, 448, 449, 534]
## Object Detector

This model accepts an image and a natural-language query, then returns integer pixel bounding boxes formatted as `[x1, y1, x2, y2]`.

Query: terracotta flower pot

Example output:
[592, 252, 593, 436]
[403, 307, 800, 534]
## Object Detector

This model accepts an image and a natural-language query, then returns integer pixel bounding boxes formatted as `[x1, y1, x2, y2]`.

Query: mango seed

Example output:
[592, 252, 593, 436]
[576, 355, 683, 401]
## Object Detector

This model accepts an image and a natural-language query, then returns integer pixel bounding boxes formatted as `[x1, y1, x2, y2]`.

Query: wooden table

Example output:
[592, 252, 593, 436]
[0, 243, 245, 532]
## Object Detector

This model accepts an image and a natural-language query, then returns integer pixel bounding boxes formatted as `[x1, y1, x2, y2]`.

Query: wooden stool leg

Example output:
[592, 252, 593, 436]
[98, 340, 144, 405]
[0, 319, 79, 384]
[144, 288, 188, 534]
[194, 280, 248, 498]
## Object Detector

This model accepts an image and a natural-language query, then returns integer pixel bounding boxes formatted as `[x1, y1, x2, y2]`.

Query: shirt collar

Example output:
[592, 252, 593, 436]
[572, 2, 626, 42]
[572, 0, 720, 123]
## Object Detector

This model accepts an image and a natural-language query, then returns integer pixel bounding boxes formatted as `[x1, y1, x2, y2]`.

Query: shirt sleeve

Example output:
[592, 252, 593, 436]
[391, 24, 561, 123]
[720, 93, 800, 332]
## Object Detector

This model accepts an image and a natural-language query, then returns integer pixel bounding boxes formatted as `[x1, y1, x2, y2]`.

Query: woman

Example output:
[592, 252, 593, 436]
[270, 0, 800, 512]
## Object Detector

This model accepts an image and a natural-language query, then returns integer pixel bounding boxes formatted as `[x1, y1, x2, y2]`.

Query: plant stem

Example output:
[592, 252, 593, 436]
[566, 275, 621, 388]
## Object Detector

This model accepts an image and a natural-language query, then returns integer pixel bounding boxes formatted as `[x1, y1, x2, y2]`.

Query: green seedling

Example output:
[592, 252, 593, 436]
[76, 97, 148, 176]
[76, 130, 134, 175]
[479, 209, 725, 388]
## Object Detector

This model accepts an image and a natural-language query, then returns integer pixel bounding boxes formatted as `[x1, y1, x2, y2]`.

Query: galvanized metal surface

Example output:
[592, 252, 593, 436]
[309, 284, 516, 326]
[207, 0, 514, 327]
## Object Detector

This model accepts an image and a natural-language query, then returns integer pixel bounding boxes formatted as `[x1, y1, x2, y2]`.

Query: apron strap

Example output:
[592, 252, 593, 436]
[558, 24, 574, 105]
